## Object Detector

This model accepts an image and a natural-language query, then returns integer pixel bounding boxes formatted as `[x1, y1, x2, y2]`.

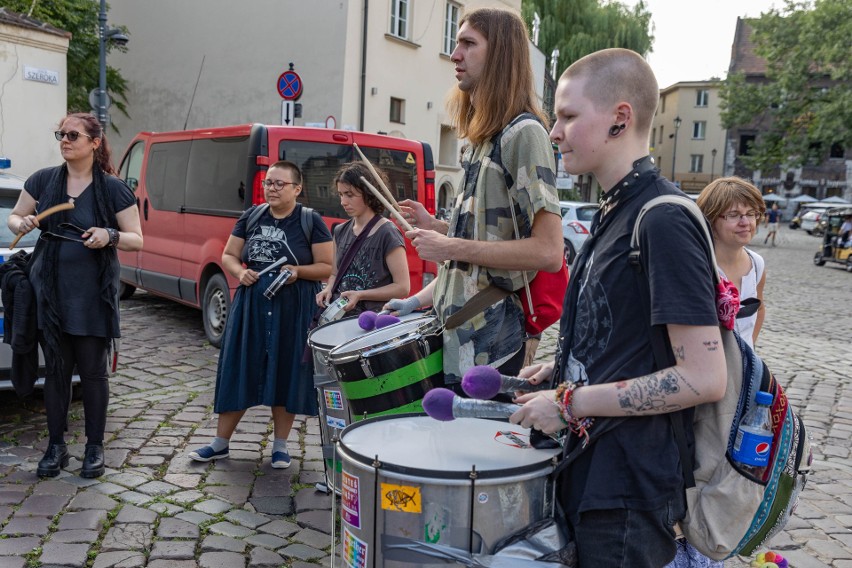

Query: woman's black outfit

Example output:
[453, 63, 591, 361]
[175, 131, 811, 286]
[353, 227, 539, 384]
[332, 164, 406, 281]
[24, 165, 135, 478]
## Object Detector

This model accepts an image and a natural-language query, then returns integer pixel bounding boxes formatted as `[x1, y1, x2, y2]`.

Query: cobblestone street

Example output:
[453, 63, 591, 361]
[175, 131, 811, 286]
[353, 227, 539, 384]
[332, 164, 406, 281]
[0, 225, 850, 568]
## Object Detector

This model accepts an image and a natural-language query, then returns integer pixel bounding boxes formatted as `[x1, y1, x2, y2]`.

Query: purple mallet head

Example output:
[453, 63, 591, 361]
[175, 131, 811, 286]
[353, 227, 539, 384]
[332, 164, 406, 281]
[422, 388, 456, 421]
[375, 313, 401, 329]
[461, 366, 502, 400]
[358, 311, 378, 331]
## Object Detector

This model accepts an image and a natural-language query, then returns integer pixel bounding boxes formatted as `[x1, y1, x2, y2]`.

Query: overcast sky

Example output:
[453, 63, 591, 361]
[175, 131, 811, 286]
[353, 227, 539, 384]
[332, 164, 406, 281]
[621, 0, 782, 88]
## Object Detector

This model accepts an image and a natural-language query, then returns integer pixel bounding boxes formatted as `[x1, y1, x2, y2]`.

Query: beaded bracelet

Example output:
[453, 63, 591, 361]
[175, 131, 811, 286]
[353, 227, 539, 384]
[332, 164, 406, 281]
[106, 228, 120, 247]
[554, 381, 595, 446]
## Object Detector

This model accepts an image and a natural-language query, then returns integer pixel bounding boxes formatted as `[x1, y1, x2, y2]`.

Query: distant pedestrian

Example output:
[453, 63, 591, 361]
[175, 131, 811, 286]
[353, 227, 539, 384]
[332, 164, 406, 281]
[764, 202, 781, 246]
[189, 161, 332, 469]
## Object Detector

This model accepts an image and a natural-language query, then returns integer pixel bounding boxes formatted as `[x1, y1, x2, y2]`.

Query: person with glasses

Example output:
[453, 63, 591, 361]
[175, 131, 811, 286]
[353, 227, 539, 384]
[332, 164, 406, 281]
[7, 112, 143, 479]
[189, 160, 332, 469]
[696, 177, 766, 349]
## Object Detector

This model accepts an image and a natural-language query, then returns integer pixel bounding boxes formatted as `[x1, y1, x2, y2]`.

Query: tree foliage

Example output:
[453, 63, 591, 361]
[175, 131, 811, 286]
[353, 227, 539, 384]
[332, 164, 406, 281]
[719, 0, 852, 171]
[521, 0, 654, 76]
[3, 0, 129, 127]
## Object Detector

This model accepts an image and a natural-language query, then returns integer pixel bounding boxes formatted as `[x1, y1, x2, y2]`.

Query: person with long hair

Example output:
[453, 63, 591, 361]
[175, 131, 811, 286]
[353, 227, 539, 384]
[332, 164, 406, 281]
[189, 161, 332, 469]
[697, 177, 766, 348]
[315, 162, 409, 316]
[8, 113, 143, 478]
[390, 7, 563, 388]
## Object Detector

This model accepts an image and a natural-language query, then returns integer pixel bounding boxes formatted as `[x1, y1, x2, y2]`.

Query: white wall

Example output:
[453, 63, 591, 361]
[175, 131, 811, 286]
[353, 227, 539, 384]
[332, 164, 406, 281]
[0, 22, 68, 177]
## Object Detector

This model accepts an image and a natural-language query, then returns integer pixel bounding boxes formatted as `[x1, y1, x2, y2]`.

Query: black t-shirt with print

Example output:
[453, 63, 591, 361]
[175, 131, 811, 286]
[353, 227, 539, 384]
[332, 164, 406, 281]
[557, 169, 718, 520]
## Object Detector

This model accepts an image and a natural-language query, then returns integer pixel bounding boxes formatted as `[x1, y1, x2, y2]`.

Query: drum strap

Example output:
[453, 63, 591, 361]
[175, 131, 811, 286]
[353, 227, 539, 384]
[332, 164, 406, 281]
[330, 214, 382, 298]
[444, 285, 511, 330]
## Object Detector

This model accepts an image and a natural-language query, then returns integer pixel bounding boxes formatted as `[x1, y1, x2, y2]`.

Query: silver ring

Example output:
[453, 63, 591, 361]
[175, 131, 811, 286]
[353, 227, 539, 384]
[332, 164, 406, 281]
[88, 238, 94, 243]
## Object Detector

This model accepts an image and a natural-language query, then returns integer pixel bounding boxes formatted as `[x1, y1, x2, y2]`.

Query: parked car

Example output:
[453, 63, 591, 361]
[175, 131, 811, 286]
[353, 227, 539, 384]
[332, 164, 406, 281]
[559, 200, 597, 264]
[791, 203, 832, 231]
[115, 124, 436, 347]
[800, 210, 825, 235]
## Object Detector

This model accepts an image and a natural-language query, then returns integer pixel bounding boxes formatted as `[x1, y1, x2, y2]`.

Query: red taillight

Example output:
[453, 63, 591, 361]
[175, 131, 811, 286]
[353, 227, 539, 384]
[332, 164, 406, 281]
[252, 170, 265, 205]
[567, 221, 589, 235]
[424, 175, 436, 214]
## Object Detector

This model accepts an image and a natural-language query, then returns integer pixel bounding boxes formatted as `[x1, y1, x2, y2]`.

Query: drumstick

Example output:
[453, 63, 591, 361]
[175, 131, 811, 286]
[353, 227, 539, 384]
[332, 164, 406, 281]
[9, 202, 75, 249]
[359, 176, 414, 232]
[352, 143, 402, 214]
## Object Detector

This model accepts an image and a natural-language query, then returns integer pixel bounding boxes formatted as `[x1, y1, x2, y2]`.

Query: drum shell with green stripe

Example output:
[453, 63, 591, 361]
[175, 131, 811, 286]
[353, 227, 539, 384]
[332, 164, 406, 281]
[328, 317, 444, 420]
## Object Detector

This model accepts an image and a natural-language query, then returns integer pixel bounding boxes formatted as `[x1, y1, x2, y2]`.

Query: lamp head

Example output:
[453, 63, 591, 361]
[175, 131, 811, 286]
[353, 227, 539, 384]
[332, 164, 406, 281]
[106, 29, 129, 47]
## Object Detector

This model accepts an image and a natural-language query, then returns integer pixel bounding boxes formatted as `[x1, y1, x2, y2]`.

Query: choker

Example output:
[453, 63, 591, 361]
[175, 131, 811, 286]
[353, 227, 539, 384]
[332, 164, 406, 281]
[599, 156, 656, 215]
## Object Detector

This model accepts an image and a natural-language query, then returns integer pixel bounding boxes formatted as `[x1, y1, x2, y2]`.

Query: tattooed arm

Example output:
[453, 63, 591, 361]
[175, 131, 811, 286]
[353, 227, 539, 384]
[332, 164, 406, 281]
[511, 324, 726, 433]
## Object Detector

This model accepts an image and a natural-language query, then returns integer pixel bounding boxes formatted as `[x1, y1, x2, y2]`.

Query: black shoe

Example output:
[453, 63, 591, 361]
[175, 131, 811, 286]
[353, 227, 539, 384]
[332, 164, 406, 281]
[37, 443, 69, 478]
[81, 444, 105, 478]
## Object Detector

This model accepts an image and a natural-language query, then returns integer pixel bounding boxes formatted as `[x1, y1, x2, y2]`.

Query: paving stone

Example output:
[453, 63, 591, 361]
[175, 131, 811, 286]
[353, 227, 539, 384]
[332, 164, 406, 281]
[299, 509, 333, 534]
[149, 539, 196, 560]
[148, 501, 185, 515]
[200, 534, 247, 553]
[1, 515, 52, 536]
[147, 561, 198, 568]
[158, 517, 199, 539]
[244, 532, 289, 550]
[249, 496, 294, 515]
[32, 479, 78, 496]
[92, 481, 127, 496]
[68, 490, 118, 510]
[114, 503, 158, 524]
[0, 557, 26, 568]
[198, 551, 247, 568]
[224, 509, 271, 529]
[51, 528, 100, 543]
[278, 543, 325, 561]
[100, 523, 154, 552]
[249, 547, 286, 567]
[136, 480, 179, 496]
[175, 510, 214, 525]
[293, 527, 333, 550]
[39, 542, 90, 567]
[116, 490, 153, 505]
[91, 550, 147, 568]
[294, 486, 332, 512]
[163, 473, 203, 488]
[0, 536, 40, 556]
[207, 521, 255, 538]
[106, 472, 149, 488]
[193, 499, 233, 515]
[18, 493, 72, 516]
[169, 489, 206, 504]
[257, 518, 300, 538]
[58, 509, 109, 531]
[0, 489, 27, 505]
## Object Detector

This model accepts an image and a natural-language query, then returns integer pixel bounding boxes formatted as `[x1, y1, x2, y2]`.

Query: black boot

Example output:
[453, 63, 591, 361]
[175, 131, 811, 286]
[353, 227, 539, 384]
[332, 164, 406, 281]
[81, 444, 105, 478]
[37, 443, 69, 478]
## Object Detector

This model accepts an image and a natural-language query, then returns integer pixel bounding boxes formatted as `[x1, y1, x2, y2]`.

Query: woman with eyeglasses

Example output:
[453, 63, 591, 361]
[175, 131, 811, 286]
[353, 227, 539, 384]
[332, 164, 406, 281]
[189, 160, 332, 469]
[696, 177, 766, 349]
[7, 113, 143, 479]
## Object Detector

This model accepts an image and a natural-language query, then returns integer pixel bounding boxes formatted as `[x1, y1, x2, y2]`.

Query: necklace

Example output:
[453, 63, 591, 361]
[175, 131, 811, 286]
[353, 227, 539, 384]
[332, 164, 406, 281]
[599, 156, 656, 216]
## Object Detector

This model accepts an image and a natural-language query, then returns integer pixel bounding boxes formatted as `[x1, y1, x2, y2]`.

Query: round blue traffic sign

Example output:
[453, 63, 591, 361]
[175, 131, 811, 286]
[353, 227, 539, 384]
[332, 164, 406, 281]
[277, 70, 303, 101]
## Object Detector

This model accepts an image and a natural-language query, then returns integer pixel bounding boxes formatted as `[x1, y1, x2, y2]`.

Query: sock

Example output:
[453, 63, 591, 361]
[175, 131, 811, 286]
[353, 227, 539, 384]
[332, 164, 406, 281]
[272, 438, 288, 454]
[209, 437, 229, 451]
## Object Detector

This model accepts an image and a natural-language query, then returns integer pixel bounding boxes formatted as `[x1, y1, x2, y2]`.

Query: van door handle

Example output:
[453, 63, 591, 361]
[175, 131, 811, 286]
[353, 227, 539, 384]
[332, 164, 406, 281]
[144, 198, 149, 220]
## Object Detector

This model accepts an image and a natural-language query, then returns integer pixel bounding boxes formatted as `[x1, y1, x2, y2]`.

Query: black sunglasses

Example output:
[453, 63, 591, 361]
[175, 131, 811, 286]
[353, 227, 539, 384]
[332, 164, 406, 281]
[54, 130, 94, 142]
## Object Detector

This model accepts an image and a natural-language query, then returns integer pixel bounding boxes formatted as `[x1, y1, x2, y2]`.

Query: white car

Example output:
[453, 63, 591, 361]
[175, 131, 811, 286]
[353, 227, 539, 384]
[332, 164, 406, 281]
[560, 200, 597, 264]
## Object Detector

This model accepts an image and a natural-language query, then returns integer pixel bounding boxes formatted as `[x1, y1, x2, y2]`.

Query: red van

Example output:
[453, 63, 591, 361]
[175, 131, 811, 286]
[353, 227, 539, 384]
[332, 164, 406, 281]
[115, 124, 436, 347]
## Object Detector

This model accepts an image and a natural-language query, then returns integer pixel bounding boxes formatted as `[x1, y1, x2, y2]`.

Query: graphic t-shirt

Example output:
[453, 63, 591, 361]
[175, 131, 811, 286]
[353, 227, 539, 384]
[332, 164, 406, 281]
[232, 204, 331, 270]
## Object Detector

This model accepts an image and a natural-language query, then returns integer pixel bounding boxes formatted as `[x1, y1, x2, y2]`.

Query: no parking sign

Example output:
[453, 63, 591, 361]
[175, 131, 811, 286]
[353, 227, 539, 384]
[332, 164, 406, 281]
[277, 69, 303, 101]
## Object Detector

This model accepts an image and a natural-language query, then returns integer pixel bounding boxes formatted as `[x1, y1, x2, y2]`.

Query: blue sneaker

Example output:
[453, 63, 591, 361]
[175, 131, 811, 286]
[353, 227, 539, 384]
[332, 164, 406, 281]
[189, 445, 229, 462]
[271, 450, 291, 469]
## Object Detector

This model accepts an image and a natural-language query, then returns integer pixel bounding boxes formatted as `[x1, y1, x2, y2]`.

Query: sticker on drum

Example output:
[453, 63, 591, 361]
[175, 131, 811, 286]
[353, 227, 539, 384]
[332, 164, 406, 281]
[328, 317, 444, 419]
[323, 388, 344, 411]
[343, 526, 369, 567]
[341, 470, 362, 529]
[327, 416, 346, 430]
[381, 482, 421, 513]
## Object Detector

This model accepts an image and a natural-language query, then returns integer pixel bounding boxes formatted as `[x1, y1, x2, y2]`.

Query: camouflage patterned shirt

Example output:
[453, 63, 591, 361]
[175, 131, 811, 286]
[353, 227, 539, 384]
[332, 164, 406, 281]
[433, 116, 560, 383]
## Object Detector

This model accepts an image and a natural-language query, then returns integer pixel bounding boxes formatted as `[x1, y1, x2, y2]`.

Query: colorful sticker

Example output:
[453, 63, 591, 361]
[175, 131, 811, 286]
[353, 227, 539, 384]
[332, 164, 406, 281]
[326, 416, 347, 430]
[342, 526, 368, 568]
[405, 152, 415, 164]
[381, 482, 421, 513]
[341, 471, 361, 529]
[324, 389, 344, 410]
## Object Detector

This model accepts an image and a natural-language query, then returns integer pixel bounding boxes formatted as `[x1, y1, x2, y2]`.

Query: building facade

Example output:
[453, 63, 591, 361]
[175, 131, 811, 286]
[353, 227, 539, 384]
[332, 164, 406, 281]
[106, 0, 529, 209]
[0, 9, 69, 177]
[651, 81, 726, 194]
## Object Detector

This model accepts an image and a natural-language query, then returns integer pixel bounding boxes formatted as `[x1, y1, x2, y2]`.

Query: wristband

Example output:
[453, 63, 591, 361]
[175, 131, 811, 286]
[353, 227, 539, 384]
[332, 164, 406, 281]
[106, 228, 120, 247]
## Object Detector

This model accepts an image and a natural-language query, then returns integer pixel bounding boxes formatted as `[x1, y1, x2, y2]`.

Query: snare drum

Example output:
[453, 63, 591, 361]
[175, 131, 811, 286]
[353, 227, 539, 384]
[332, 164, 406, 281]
[328, 316, 444, 420]
[308, 313, 420, 493]
[337, 415, 560, 567]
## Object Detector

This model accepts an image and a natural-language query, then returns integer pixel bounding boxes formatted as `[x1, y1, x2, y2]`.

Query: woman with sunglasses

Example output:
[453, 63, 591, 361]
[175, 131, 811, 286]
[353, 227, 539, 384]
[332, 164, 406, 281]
[7, 113, 143, 479]
[189, 160, 332, 469]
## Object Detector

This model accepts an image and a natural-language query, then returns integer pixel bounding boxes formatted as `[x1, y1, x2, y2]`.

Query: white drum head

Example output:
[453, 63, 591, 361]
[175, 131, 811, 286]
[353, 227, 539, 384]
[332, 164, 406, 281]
[339, 415, 560, 474]
[309, 312, 422, 350]
[330, 316, 435, 357]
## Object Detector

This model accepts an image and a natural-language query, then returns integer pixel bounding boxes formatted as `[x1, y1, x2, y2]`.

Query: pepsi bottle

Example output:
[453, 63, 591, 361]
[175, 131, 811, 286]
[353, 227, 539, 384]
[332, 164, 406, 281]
[732, 390, 774, 477]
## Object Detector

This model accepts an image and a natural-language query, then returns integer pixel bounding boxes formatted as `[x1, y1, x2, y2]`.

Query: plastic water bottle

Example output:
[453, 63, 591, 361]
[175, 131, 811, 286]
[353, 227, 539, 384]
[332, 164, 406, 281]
[732, 390, 774, 477]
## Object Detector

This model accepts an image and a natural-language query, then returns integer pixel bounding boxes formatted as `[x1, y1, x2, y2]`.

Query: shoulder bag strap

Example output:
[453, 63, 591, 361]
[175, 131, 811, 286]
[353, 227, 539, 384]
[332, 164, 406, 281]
[330, 214, 382, 297]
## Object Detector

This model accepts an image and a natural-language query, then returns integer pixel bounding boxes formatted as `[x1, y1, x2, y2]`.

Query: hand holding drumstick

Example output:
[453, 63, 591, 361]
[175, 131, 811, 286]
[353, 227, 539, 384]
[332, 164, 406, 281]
[9, 202, 75, 249]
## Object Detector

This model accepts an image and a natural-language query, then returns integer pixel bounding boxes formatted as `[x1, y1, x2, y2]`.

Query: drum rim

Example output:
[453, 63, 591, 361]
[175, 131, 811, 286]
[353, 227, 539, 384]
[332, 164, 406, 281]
[327, 316, 437, 363]
[337, 413, 558, 481]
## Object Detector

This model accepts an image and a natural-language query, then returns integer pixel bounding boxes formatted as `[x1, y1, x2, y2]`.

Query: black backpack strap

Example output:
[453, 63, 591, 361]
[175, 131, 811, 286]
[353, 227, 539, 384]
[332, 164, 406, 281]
[300, 206, 315, 242]
[246, 203, 269, 235]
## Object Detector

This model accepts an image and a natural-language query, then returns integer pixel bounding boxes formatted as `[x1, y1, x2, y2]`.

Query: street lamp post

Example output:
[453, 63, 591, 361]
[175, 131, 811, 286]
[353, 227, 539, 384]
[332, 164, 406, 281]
[711, 148, 717, 181]
[96, 0, 128, 129]
[671, 115, 682, 182]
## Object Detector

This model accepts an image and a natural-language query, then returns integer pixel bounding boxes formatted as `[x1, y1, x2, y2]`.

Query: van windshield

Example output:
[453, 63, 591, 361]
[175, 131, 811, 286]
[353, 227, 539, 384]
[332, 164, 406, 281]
[279, 141, 419, 220]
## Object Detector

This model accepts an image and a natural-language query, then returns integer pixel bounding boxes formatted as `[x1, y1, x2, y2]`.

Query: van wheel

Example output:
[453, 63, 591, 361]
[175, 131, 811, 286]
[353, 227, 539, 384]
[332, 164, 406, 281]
[118, 282, 136, 300]
[563, 240, 576, 265]
[202, 273, 230, 348]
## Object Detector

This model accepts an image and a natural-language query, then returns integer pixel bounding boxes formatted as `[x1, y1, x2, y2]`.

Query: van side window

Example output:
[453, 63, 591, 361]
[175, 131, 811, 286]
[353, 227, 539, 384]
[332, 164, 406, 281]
[279, 141, 418, 219]
[186, 136, 250, 214]
[119, 141, 144, 191]
[147, 141, 190, 212]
